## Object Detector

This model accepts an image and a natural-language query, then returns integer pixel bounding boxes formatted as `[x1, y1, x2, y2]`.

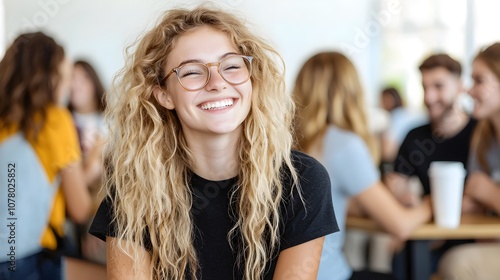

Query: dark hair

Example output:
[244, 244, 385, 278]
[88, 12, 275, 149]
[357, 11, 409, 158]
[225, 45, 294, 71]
[0, 32, 65, 140]
[381, 87, 403, 110]
[419, 54, 462, 77]
[69, 60, 106, 112]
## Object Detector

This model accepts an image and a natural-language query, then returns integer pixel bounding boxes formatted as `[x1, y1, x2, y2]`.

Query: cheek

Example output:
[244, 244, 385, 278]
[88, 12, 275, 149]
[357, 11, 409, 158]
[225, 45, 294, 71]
[475, 90, 500, 115]
[163, 82, 188, 109]
[491, 93, 500, 111]
[488, 83, 500, 99]
[477, 85, 498, 102]
[242, 85, 253, 112]
[81, 81, 94, 95]
[241, 82, 253, 99]
[470, 85, 486, 101]
[168, 90, 189, 109]
[440, 90, 455, 103]
[72, 87, 92, 102]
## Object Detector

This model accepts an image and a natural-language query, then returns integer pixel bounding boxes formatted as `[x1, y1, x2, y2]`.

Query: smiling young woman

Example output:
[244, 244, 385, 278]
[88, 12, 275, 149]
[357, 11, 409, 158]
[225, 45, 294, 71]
[88, 5, 338, 280]
[438, 42, 500, 280]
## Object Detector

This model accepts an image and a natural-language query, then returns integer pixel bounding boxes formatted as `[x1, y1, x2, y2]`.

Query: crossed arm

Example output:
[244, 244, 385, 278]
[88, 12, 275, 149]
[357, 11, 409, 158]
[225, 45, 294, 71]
[106, 236, 325, 280]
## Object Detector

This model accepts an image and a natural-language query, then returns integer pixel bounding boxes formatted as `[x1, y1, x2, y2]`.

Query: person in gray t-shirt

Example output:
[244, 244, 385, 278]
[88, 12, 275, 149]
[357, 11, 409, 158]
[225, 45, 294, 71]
[293, 52, 433, 280]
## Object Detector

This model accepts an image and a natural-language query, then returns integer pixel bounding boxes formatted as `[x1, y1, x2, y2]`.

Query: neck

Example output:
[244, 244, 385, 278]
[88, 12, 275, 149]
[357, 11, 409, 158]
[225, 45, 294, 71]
[432, 108, 469, 138]
[185, 131, 240, 181]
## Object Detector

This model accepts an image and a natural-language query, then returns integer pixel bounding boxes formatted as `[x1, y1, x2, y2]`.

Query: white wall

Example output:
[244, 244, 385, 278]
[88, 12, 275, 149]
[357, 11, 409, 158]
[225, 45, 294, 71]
[0, 0, 5, 57]
[2, 0, 381, 103]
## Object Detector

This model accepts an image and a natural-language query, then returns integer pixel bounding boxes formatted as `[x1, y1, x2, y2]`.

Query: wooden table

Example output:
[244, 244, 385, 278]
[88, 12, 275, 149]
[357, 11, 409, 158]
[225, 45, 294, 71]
[346, 214, 500, 280]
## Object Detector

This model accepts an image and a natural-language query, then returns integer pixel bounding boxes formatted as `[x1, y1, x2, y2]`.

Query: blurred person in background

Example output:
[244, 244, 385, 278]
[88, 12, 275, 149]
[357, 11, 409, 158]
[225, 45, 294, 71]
[375, 88, 426, 276]
[387, 54, 476, 203]
[386, 53, 477, 277]
[68, 60, 107, 265]
[439, 42, 500, 280]
[0, 32, 91, 280]
[379, 87, 427, 169]
[380, 87, 403, 112]
[292, 51, 432, 280]
[69, 60, 105, 183]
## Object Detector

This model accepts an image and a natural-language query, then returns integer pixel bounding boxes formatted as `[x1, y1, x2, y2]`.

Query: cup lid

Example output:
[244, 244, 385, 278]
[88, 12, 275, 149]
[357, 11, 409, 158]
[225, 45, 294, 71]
[428, 161, 465, 176]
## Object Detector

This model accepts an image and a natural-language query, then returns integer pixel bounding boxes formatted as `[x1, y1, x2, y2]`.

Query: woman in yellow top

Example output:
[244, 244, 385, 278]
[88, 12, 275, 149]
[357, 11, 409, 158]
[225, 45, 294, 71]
[0, 32, 91, 280]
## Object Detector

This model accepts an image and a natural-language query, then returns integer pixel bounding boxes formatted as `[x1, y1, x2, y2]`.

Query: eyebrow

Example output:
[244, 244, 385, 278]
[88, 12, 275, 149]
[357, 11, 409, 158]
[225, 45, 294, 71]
[176, 52, 239, 67]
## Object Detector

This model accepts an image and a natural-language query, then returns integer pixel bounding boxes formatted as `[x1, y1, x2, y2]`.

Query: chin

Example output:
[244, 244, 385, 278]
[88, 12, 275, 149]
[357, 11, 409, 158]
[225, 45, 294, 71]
[429, 112, 443, 123]
[210, 124, 243, 135]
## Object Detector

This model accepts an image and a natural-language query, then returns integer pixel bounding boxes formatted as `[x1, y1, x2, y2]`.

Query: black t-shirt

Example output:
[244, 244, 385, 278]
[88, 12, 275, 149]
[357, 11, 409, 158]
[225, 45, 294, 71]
[89, 150, 339, 279]
[394, 119, 477, 195]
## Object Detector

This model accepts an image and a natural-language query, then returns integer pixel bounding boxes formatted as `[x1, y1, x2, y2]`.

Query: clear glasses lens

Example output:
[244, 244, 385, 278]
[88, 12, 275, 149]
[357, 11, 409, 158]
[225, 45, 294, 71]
[177, 56, 251, 90]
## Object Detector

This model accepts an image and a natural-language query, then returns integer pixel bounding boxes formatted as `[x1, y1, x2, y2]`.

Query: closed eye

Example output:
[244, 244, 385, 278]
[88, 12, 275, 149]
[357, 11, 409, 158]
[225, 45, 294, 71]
[180, 70, 204, 78]
[222, 64, 242, 71]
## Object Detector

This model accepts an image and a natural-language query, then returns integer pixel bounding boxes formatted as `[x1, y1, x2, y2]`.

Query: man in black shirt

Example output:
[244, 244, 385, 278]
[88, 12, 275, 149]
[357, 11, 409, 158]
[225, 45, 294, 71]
[387, 53, 477, 278]
[388, 54, 476, 201]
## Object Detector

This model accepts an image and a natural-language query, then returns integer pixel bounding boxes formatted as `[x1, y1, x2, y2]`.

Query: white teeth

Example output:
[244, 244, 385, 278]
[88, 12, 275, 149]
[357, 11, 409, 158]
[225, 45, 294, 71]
[201, 99, 234, 110]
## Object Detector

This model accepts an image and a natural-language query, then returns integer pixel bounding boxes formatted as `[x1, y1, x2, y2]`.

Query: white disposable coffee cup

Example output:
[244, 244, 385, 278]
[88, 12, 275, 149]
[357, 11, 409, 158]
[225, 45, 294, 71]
[428, 161, 466, 228]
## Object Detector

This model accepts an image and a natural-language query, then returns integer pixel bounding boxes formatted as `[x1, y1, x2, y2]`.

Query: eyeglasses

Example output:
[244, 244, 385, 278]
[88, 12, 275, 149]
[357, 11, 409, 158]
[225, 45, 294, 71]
[160, 55, 253, 91]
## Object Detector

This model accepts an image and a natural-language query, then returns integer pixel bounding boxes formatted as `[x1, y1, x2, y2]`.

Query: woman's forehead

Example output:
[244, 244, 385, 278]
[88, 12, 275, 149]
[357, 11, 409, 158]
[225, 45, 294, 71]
[166, 26, 238, 68]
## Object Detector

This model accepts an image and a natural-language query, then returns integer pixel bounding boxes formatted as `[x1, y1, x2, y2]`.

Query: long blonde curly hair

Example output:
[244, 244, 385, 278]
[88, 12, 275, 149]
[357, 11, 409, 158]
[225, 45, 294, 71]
[292, 51, 379, 163]
[103, 5, 297, 280]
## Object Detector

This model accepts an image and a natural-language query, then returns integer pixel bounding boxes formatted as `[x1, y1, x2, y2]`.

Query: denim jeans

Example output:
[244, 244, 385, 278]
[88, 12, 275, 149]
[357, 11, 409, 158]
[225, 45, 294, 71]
[0, 251, 62, 280]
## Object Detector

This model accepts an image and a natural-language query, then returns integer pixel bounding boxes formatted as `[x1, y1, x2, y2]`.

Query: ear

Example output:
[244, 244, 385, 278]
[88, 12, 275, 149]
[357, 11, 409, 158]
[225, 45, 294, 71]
[153, 85, 175, 110]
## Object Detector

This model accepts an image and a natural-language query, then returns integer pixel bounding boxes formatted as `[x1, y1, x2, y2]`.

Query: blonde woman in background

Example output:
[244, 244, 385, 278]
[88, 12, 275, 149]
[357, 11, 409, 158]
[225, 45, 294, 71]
[438, 42, 500, 280]
[292, 51, 432, 280]
[89, 6, 338, 280]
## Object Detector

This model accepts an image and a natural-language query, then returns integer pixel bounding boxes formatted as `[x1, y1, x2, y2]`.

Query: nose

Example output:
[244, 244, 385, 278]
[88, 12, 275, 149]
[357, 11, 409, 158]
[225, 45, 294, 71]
[467, 84, 477, 98]
[204, 65, 227, 92]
